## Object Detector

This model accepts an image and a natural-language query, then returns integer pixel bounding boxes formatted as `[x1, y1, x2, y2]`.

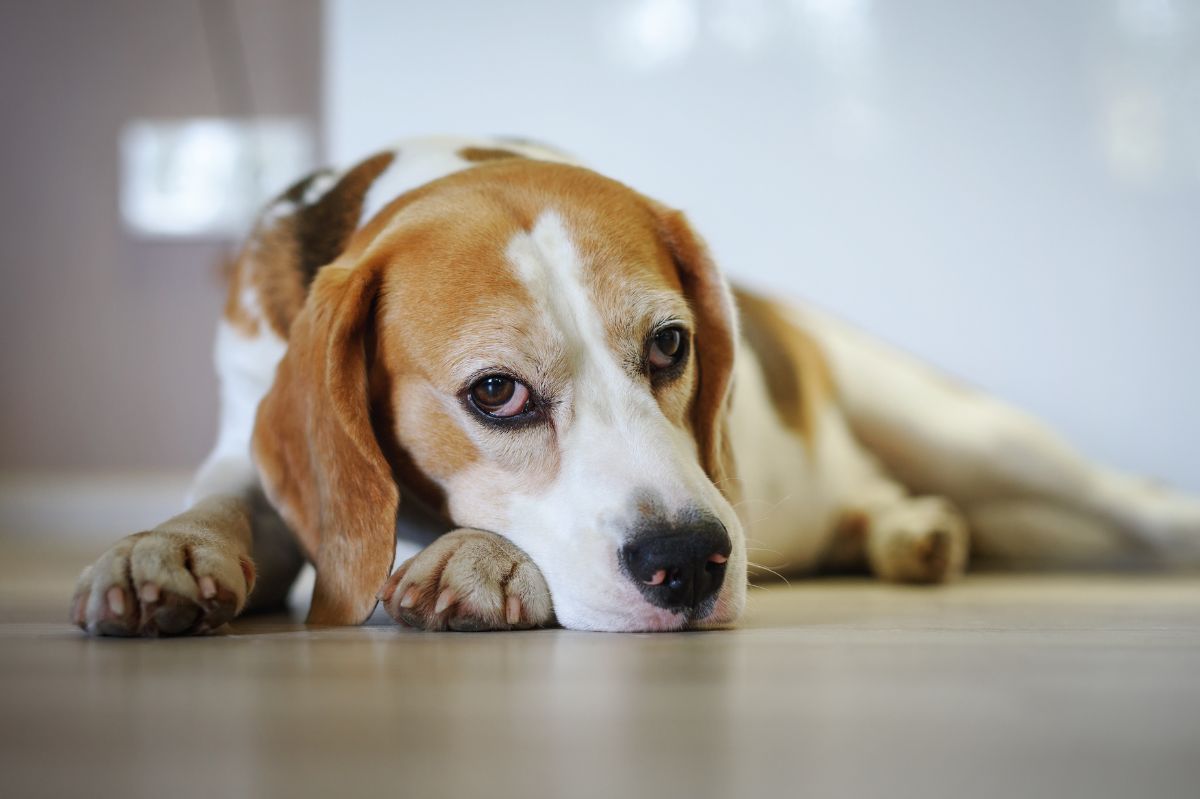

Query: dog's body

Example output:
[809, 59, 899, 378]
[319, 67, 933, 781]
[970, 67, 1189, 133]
[73, 136, 1200, 635]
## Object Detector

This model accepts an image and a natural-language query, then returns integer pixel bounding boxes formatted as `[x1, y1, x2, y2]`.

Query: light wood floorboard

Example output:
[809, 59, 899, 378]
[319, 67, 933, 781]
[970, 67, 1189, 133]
[2, 542, 1198, 799]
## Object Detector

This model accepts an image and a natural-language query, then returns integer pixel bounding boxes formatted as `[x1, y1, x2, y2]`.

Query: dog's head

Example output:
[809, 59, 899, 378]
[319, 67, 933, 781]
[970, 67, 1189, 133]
[252, 158, 745, 631]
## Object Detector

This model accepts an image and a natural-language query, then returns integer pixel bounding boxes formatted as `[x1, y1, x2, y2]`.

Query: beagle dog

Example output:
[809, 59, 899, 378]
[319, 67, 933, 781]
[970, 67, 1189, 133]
[71, 136, 1200, 635]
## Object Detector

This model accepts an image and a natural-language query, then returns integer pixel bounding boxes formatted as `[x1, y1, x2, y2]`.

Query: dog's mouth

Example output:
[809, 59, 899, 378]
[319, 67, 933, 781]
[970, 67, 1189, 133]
[619, 583, 736, 632]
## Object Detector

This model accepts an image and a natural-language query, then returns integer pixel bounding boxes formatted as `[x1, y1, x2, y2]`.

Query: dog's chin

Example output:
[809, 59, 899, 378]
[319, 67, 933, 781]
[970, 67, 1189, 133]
[689, 588, 744, 631]
[555, 585, 744, 633]
[554, 601, 687, 632]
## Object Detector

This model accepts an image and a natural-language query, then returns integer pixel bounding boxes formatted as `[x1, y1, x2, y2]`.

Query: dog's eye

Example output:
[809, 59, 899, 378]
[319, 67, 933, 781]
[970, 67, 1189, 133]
[469, 375, 534, 419]
[648, 326, 688, 372]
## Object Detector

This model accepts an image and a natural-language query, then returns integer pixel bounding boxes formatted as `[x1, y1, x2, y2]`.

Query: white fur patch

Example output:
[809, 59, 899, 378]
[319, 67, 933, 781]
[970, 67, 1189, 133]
[360, 136, 579, 225]
[190, 313, 287, 503]
[302, 171, 337, 203]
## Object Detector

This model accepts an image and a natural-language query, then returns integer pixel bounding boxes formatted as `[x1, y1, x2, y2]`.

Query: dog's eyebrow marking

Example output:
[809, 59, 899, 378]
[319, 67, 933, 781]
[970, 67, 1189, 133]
[506, 210, 634, 425]
[506, 210, 591, 339]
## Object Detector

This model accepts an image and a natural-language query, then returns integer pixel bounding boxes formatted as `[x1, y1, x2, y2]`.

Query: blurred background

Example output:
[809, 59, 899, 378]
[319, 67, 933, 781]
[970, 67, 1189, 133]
[1, 0, 1197, 543]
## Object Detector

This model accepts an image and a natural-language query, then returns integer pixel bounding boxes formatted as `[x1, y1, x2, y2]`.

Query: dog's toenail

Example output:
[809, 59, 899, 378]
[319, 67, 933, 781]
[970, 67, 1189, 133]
[106, 586, 125, 616]
[399, 587, 418, 608]
[139, 583, 160, 603]
[72, 595, 87, 626]
[198, 575, 217, 600]
[506, 595, 521, 625]
[434, 589, 455, 614]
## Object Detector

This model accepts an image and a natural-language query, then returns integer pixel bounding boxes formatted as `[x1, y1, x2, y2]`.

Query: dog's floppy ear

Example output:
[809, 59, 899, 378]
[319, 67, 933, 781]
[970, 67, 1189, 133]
[252, 257, 398, 626]
[652, 205, 740, 493]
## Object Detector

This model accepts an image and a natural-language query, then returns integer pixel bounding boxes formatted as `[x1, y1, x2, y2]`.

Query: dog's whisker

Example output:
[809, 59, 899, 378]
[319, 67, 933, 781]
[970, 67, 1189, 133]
[747, 560, 792, 586]
[742, 538, 787, 555]
[731, 492, 799, 526]
[745, 545, 786, 557]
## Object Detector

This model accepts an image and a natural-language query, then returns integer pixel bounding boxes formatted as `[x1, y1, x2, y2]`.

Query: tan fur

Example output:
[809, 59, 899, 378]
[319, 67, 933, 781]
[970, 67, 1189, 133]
[819, 510, 871, 572]
[734, 287, 835, 445]
[457, 146, 525, 163]
[394, 391, 480, 484]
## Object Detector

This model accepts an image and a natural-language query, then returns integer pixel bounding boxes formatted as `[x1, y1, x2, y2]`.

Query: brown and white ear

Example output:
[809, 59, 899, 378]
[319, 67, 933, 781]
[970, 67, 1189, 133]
[652, 205, 740, 493]
[252, 258, 398, 626]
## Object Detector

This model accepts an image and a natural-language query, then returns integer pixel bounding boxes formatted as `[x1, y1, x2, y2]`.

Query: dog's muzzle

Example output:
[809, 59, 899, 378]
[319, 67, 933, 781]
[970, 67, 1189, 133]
[619, 517, 731, 613]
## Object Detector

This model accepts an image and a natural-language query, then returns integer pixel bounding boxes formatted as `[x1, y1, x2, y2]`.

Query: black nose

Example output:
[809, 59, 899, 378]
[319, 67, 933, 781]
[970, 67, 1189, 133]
[620, 519, 731, 612]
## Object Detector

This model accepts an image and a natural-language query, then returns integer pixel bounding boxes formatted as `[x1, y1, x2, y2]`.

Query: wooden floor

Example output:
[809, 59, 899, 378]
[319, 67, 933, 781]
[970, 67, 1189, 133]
[2, 543, 1198, 799]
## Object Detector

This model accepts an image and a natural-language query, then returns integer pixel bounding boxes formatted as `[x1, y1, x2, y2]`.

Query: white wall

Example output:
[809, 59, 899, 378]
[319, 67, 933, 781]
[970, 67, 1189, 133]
[325, 0, 1200, 492]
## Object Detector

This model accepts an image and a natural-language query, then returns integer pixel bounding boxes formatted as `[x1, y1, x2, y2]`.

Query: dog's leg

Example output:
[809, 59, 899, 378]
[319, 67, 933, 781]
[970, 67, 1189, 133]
[189, 451, 307, 612]
[864, 495, 970, 582]
[378, 529, 554, 631]
[72, 312, 305, 634]
[808, 310, 1200, 567]
[228, 483, 306, 614]
[817, 412, 970, 583]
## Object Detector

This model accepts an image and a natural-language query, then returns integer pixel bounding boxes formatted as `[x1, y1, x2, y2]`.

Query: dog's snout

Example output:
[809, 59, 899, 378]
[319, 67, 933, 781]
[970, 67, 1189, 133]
[620, 520, 731, 612]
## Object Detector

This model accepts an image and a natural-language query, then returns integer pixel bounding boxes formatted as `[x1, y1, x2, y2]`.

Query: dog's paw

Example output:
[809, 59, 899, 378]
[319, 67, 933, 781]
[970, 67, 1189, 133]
[868, 496, 970, 584]
[379, 529, 553, 631]
[71, 531, 255, 637]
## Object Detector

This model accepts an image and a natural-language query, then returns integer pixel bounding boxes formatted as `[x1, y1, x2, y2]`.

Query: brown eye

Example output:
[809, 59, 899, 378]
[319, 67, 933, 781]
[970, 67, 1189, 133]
[648, 326, 687, 371]
[469, 375, 533, 418]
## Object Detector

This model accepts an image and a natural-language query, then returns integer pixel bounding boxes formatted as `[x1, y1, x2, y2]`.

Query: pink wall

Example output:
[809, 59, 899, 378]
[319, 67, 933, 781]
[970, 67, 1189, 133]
[0, 0, 321, 471]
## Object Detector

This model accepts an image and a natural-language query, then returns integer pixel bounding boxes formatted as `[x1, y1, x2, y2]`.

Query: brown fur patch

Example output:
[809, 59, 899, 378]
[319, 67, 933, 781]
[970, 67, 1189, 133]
[224, 152, 395, 338]
[733, 287, 835, 444]
[458, 146, 525, 163]
[818, 510, 870, 573]
[294, 152, 397, 280]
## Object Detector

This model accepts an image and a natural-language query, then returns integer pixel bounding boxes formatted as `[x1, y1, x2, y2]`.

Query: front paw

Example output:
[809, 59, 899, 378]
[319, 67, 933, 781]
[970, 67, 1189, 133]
[71, 531, 255, 637]
[378, 529, 553, 631]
